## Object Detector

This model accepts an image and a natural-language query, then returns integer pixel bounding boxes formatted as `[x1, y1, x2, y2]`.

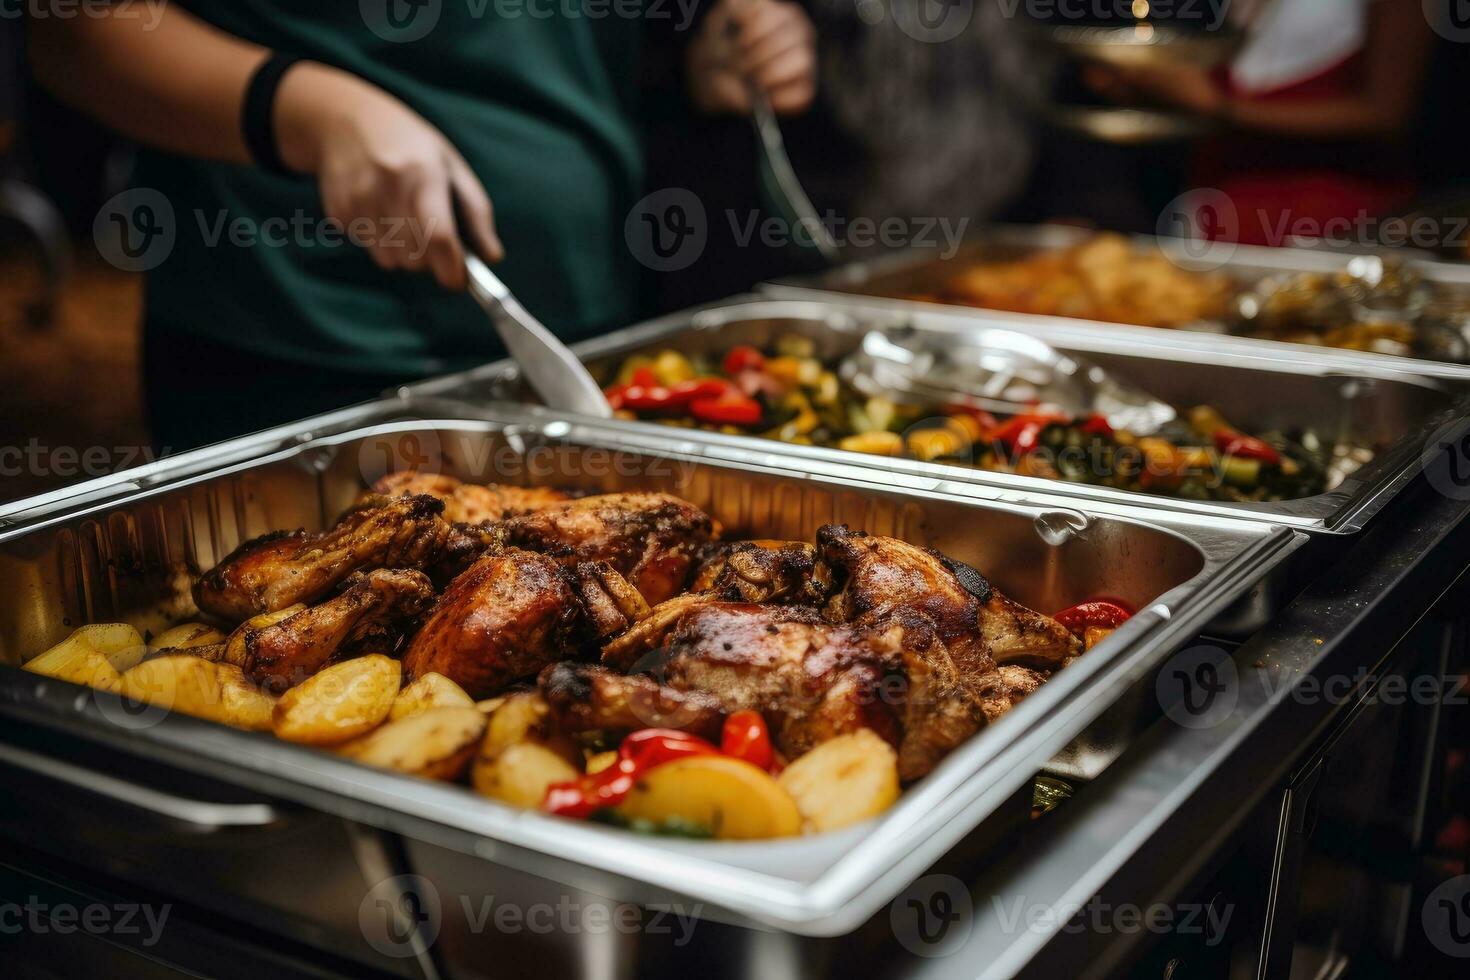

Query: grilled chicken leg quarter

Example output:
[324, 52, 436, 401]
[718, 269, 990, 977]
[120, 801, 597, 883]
[816, 525, 1080, 673]
[195, 494, 452, 621]
[490, 492, 715, 605]
[548, 603, 989, 781]
[231, 568, 435, 690]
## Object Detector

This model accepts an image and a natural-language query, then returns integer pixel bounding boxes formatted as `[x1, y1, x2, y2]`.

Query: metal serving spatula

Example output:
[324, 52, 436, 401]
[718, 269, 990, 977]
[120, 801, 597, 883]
[453, 196, 611, 418]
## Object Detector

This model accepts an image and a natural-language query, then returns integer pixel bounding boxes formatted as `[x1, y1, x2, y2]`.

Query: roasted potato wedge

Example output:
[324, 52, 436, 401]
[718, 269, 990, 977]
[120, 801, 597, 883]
[340, 706, 486, 781]
[390, 672, 475, 721]
[777, 729, 900, 832]
[117, 655, 275, 730]
[481, 692, 549, 757]
[272, 654, 400, 745]
[474, 742, 579, 808]
[217, 664, 277, 731]
[480, 692, 578, 766]
[151, 622, 227, 653]
[616, 755, 801, 839]
[24, 624, 148, 690]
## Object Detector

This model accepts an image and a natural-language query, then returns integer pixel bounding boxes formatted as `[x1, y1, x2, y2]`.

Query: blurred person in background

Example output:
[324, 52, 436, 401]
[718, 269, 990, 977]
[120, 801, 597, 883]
[646, 0, 1048, 309]
[29, 0, 816, 451]
[1085, 0, 1433, 245]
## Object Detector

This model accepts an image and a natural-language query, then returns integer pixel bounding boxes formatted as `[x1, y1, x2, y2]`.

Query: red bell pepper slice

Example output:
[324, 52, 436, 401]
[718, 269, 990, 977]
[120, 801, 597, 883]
[722, 345, 766, 376]
[690, 394, 763, 426]
[543, 729, 720, 819]
[629, 366, 659, 389]
[668, 378, 734, 405]
[1053, 599, 1134, 638]
[988, 412, 1067, 455]
[1212, 431, 1282, 466]
[1078, 413, 1114, 438]
[720, 710, 773, 770]
[603, 384, 629, 411]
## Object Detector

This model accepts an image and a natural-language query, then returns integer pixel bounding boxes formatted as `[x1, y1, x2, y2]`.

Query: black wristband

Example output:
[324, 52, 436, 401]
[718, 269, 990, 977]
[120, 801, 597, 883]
[242, 53, 305, 176]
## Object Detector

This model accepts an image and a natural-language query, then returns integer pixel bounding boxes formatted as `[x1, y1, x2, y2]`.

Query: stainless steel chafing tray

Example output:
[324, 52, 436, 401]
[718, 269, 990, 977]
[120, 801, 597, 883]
[407, 296, 1470, 534]
[764, 223, 1470, 364]
[0, 401, 1303, 941]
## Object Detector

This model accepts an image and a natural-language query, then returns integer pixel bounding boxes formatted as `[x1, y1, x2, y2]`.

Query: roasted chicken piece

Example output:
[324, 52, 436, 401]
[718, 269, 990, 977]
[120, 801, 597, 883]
[403, 548, 597, 698]
[491, 492, 714, 605]
[195, 494, 452, 621]
[539, 661, 725, 741]
[688, 540, 826, 599]
[816, 525, 1079, 673]
[362, 473, 570, 524]
[570, 562, 651, 639]
[550, 603, 988, 781]
[229, 569, 435, 691]
[602, 540, 831, 669]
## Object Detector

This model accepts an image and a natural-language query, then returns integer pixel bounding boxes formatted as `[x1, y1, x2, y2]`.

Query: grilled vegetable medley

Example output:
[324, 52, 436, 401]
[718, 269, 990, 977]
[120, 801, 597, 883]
[603, 339, 1332, 502]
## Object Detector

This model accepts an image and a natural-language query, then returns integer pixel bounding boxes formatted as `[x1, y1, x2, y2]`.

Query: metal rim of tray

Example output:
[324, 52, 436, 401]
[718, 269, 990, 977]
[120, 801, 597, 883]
[0, 404, 1305, 936]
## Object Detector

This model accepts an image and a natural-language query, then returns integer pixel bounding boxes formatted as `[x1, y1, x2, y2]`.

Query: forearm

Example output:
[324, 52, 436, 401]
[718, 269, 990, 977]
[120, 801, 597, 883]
[1222, 97, 1411, 141]
[29, 2, 270, 164]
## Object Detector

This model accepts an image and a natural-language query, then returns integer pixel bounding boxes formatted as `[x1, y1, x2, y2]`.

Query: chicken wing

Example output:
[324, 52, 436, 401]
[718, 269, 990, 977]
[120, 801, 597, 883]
[402, 548, 597, 698]
[230, 568, 435, 690]
[195, 494, 451, 621]
[816, 525, 1079, 674]
[491, 492, 715, 605]
[362, 473, 570, 524]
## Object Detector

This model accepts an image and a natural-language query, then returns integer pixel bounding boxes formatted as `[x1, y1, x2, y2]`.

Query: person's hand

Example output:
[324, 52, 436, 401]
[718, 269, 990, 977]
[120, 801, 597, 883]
[274, 61, 501, 290]
[1084, 64, 1227, 117]
[687, 0, 817, 116]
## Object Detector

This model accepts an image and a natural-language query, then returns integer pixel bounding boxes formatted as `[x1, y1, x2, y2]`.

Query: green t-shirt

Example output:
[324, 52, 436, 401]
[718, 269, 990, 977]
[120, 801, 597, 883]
[140, 1, 645, 376]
